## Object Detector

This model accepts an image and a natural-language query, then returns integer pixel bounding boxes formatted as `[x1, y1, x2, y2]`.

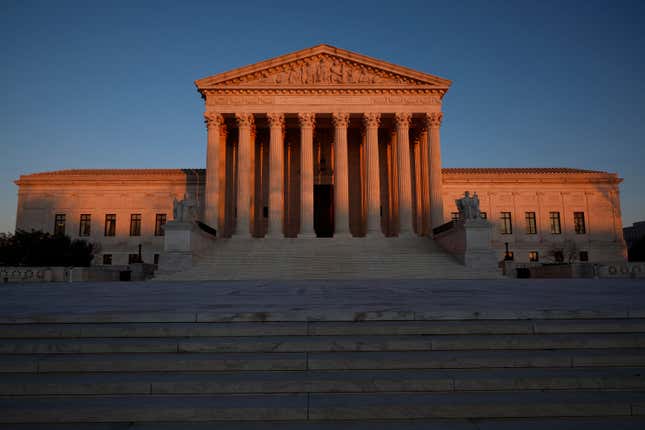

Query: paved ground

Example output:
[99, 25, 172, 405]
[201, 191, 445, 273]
[1, 279, 645, 322]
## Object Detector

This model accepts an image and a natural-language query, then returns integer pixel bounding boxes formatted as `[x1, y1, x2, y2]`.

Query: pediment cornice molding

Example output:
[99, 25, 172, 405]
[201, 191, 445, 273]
[195, 45, 451, 96]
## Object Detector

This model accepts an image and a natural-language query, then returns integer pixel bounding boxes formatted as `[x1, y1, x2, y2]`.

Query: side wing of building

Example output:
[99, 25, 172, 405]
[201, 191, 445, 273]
[443, 168, 627, 262]
[14, 169, 205, 266]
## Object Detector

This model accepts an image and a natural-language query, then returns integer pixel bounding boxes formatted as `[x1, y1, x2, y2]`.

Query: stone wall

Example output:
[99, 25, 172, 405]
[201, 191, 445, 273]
[13, 168, 627, 266]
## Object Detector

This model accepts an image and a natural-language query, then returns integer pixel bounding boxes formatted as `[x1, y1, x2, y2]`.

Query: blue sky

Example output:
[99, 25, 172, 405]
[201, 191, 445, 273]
[1, 0, 643, 232]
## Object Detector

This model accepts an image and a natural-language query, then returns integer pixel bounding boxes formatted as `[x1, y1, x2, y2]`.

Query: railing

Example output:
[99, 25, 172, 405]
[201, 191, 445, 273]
[432, 220, 457, 236]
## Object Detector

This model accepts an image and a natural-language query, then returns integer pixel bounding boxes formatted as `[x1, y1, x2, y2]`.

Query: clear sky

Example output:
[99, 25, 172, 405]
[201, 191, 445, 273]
[1, 0, 643, 233]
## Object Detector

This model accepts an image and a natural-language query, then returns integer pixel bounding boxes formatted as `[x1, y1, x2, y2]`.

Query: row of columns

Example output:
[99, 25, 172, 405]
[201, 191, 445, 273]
[204, 112, 445, 238]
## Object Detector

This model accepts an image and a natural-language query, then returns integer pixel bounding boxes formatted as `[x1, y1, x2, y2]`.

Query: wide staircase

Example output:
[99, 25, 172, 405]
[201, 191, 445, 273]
[156, 236, 499, 280]
[1, 313, 645, 428]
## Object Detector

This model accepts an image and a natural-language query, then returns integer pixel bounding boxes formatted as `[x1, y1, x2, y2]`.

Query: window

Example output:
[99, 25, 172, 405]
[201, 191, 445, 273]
[554, 250, 564, 263]
[480, 211, 487, 220]
[549, 212, 561, 234]
[104, 214, 116, 236]
[128, 253, 140, 264]
[130, 214, 142, 236]
[574, 212, 586, 234]
[54, 214, 66, 236]
[79, 214, 91, 237]
[154, 214, 167, 236]
[102, 254, 112, 265]
[451, 212, 460, 222]
[154, 253, 160, 265]
[529, 251, 539, 262]
[525, 212, 537, 234]
[500, 212, 512, 234]
[580, 251, 589, 262]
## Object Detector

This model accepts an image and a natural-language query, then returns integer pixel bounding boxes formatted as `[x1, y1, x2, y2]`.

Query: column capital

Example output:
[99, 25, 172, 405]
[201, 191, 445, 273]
[297, 112, 316, 129]
[394, 112, 412, 128]
[267, 112, 285, 128]
[362, 112, 381, 129]
[425, 112, 443, 129]
[204, 112, 225, 129]
[332, 112, 350, 128]
[235, 113, 254, 128]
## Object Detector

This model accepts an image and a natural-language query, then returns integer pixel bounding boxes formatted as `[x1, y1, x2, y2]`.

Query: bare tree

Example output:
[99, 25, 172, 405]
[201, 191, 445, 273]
[545, 239, 578, 264]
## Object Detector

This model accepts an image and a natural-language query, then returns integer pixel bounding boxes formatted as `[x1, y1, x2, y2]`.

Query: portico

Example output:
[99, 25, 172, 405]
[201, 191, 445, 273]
[198, 44, 450, 239]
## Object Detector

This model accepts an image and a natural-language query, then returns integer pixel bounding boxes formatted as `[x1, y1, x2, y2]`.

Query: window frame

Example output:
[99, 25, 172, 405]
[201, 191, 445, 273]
[574, 211, 586, 234]
[104, 214, 117, 237]
[549, 211, 562, 234]
[154, 213, 167, 236]
[525, 211, 537, 235]
[54, 213, 66, 236]
[129, 213, 142, 237]
[500, 212, 513, 235]
[102, 254, 112, 265]
[528, 251, 539, 262]
[79, 214, 91, 237]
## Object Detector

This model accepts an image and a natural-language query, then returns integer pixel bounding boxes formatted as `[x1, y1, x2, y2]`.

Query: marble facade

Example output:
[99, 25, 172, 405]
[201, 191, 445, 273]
[13, 45, 628, 266]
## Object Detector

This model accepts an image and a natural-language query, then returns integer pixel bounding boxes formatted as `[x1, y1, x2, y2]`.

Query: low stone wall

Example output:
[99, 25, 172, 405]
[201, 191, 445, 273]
[0, 267, 68, 282]
[504, 261, 644, 279]
[1, 263, 157, 283]
[599, 262, 645, 278]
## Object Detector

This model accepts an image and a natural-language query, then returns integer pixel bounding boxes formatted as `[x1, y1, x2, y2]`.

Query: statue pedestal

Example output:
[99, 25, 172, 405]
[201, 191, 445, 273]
[157, 221, 211, 275]
[434, 219, 498, 270]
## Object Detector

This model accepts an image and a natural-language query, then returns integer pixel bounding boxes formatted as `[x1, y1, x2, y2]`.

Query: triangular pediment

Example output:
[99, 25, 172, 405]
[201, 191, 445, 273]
[195, 44, 451, 90]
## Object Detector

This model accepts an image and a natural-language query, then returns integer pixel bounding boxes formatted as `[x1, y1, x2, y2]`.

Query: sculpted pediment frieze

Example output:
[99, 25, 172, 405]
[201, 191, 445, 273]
[196, 45, 452, 91]
[214, 54, 423, 87]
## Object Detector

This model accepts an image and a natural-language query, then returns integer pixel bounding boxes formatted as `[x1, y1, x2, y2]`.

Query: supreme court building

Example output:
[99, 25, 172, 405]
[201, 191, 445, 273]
[14, 45, 627, 277]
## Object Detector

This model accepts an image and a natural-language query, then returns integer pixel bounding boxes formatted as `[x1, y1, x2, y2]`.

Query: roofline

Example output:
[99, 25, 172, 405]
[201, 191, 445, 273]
[15, 167, 622, 186]
[194, 44, 452, 90]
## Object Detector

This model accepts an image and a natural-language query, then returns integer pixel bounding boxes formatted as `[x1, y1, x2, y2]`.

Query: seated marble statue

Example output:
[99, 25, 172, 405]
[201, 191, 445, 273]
[455, 191, 481, 221]
[172, 194, 200, 222]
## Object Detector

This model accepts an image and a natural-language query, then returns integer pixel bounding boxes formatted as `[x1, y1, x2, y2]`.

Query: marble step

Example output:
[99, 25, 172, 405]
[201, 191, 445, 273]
[5, 319, 643, 338]
[7, 417, 645, 430]
[2, 333, 644, 354]
[3, 349, 644, 373]
[0, 352, 306, 373]
[307, 348, 645, 370]
[2, 367, 644, 395]
[2, 391, 645, 423]
[306, 390, 645, 420]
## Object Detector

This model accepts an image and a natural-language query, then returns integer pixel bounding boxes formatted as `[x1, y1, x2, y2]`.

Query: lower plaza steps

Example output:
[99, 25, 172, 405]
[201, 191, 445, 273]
[1, 313, 645, 428]
[156, 236, 500, 280]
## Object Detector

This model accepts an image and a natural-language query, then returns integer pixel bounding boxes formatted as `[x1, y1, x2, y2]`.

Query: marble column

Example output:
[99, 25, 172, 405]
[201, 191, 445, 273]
[267, 113, 285, 238]
[419, 127, 430, 236]
[234, 113, 254, 238]
[204, 112, 224, 231]
[298, 112, 316, 237]
[395, 112, 413, 236]
[332, 112, 350, 237]
[363, 112, 382, 236]
[427, 112, 445, 229]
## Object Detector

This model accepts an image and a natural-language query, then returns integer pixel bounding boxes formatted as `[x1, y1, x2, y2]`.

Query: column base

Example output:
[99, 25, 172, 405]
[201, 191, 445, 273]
[333, 232, 353, 239]
[230, 234, 253, 240]
[365, 229, 385, 238]
[265, 233, 285, 239]
[397, 231, 415, 239]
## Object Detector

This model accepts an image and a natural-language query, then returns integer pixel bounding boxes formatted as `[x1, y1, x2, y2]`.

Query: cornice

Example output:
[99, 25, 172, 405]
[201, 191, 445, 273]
[15, 167, 622, 188]
[203, 88, 446, 97]
[195, 44, 451, 94]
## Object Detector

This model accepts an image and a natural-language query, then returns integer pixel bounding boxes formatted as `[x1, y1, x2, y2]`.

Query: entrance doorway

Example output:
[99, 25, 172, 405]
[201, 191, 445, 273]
[314, 184, 334, 237]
